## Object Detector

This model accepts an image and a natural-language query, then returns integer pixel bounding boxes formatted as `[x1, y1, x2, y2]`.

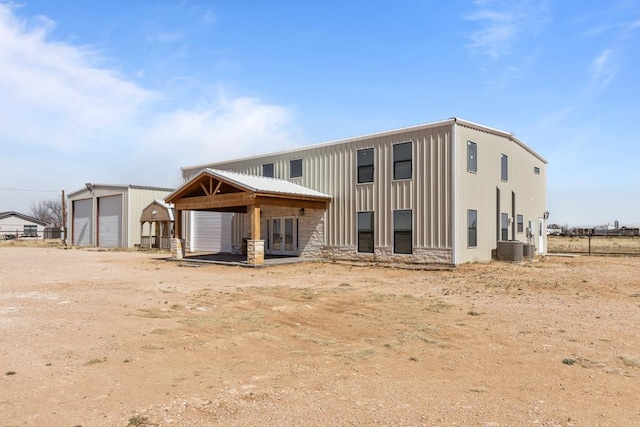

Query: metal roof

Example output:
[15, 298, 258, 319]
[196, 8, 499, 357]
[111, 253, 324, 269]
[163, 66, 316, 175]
[204, 168, 331, 199]
[67, 183, 175, 198]
[0, 211, 48, 226]
[182, 117, 547, 171]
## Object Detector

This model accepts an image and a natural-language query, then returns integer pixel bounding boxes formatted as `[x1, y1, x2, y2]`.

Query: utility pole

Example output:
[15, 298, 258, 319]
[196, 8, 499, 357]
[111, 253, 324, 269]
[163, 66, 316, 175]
[61, 190, 67, 245]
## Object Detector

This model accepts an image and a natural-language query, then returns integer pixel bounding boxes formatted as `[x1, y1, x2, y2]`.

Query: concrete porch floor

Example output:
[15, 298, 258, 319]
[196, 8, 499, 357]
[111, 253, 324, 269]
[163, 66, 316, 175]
[178, 253, 317, 267]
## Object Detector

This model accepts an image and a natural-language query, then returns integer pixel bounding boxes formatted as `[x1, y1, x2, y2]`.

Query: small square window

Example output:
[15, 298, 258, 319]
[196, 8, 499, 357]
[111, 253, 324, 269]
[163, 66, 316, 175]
[467, 141, 477, 173]
[262, 163, 274, 178]
[534, 166, 540, 175]
[393, 142, 412, 180]
[290, 159, 302, 178]
[501, 154, 508, 181]
[357, 148, 374, 183]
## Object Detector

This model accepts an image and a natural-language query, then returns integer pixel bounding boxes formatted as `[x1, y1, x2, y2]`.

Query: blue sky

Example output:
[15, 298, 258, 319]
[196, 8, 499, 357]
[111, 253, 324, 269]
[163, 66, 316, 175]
[1, 0, 638, 227]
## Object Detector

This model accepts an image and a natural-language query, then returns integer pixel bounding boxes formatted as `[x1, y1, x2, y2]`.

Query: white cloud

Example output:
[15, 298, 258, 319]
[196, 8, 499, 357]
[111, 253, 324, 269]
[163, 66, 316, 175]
[0, 4, 155, 150]
[465, 0, 549, 59]
[0, 3, 301, 211]
[147, 30, 185, 43]
[589, 49, 616, 90]
[139, 92, 301, 169]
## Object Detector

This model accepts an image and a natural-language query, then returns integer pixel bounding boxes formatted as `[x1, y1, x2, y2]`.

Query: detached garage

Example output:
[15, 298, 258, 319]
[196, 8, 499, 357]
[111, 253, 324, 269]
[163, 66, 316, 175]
[68, 184, 173, 248]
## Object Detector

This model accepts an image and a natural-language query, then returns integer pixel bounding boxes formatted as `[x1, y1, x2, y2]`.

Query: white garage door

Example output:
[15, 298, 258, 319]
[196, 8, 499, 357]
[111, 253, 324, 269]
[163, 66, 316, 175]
[98, 195, 122, 248]
[73, 199, 92, 247]
[190, 211, 232, 253]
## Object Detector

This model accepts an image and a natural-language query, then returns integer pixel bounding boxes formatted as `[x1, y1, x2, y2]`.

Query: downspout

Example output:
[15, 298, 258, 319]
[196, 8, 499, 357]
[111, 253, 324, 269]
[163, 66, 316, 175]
[451, 119, 457, 265]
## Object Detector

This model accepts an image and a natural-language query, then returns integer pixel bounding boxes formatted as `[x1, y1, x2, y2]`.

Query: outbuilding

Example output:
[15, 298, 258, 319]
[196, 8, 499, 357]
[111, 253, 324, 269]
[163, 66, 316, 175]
[67, 184, 173, 248]
[140, 199, 175, 250]
[0, 211, 47, 240]
[170, 118, 547, 265]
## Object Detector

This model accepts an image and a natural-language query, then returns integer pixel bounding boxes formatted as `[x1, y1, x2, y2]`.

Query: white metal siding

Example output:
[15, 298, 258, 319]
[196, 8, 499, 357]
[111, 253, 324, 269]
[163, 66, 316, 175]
[73, 199, 92, 246]
[98, 195, 122, 248]
[128, 189, 172, 248]
[189, 211, 232, 252]
[188, 124, 454, 252]
[453, 124, 547, 263]
[0, 216, 46, 237]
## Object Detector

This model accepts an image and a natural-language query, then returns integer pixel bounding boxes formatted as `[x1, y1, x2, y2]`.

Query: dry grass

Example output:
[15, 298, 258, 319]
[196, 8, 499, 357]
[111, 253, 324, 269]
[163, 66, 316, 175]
[548, 235, 640, 254]
[0, 239, 66, 248]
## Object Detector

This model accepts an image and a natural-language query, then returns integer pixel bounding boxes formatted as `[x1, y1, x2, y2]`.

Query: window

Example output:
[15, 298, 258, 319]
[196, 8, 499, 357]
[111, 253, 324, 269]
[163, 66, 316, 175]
[467, 141, 477, 173]
[357, 148, 374, 183]
[262, 163, 274, 178]
[468, 210, 477, 247]
[393, 210, 412, 254]
[23, 225, 37, 237]
[290, 159, 302, 178]
[501, 154, 508, 181]
[501, 213, 509, 241]
[393, 142, 412, 180]
[357, 212, 374, 253]
[534, 166, 540, 175]
[517, 214, 523, 233]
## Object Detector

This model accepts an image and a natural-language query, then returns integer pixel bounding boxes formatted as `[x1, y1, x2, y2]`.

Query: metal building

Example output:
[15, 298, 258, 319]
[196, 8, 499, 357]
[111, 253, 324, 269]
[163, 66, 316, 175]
[67, 184, 174, 248]
[168, 118, 547, 265]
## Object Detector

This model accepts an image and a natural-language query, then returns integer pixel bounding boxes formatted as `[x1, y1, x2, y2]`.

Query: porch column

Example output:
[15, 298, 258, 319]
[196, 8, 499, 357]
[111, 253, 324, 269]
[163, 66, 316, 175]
[174, 210, 182, 239]
[247, 204, 264, 265]
[171, 209, 185, 260]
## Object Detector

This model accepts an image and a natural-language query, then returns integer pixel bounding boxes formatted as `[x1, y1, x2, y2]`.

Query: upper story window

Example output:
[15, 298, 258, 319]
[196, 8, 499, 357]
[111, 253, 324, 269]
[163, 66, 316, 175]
[262, 163, 274, 178]
[393, 142, 412, 180]
[357, 148, 374, 183]
[534, 166, 540, 175]
[501, 154, 508, 181]
[467, 141, 477, 173]
[290, 159, 302, 178]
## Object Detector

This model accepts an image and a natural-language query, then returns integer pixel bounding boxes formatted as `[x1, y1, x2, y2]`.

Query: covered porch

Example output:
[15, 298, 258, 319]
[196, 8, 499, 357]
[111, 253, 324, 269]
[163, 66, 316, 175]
[164, 168, 331, 265]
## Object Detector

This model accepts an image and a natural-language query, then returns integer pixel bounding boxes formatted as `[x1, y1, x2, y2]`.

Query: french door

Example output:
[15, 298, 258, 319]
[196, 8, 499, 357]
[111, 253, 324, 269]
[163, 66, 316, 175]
[270, 217, 297, 256]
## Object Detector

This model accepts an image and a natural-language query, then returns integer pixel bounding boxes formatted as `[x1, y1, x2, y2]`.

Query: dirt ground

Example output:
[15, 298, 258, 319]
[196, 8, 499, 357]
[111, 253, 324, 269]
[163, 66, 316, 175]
[1, 247, 639, 426]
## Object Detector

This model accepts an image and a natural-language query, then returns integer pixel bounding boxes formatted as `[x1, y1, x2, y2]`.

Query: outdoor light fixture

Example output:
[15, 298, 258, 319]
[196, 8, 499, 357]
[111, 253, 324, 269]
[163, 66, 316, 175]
[299, 208, 305, 216]
[85, 183, 94, 192]
[544, 211, 550, 219]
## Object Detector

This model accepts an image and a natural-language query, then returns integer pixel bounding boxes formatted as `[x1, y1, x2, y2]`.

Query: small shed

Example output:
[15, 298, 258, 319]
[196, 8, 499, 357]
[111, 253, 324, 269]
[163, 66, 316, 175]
[140, 200, 174, 249]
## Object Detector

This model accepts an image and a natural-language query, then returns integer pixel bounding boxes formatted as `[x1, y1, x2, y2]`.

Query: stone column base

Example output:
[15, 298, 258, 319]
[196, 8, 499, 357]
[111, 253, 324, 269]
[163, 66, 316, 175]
[171, 238, 185, 260]
[246, 240, 265, 265]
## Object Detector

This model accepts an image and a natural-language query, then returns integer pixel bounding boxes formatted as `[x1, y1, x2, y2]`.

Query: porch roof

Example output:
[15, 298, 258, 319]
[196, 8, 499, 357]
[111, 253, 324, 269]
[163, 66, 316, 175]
[165, 168, 331, 212]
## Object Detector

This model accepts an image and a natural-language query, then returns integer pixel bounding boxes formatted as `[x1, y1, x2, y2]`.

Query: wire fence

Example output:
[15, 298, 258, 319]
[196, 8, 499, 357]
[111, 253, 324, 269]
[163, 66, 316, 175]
[548, 235, 640, 256]
[1, 227, 63, 241]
